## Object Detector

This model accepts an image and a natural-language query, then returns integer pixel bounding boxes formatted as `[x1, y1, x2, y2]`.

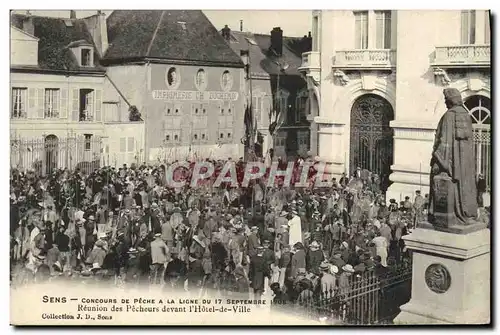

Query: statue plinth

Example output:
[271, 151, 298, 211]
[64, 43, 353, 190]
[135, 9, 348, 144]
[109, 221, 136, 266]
[394, 227, 490, 325]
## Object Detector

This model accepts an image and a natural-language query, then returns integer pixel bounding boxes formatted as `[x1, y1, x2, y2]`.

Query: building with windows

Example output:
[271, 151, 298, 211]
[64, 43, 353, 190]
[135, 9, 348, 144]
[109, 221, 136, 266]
[101, 10, 246, 163]
[10, 11, 145, 174]
[222, 25, 312, 160]
[299, 10, 491, 200]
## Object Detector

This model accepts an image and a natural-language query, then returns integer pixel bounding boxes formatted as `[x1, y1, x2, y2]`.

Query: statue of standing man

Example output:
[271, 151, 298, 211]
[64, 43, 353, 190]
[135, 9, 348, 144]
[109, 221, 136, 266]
[428, 88, 481, 233]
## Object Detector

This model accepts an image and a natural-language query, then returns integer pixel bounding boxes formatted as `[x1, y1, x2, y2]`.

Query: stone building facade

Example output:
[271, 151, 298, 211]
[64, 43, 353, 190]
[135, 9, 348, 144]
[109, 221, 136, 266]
[299, 10, 491, 201]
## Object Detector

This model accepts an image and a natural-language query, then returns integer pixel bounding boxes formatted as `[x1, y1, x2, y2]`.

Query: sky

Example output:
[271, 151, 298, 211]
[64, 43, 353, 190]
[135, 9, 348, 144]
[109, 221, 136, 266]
[13, 10, 312, 37]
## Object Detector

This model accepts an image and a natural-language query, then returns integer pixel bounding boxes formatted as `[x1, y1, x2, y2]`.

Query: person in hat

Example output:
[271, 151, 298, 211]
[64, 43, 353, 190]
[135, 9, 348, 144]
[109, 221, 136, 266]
[164, 246, 187, 290]
[320, 261, 336, 293]
[247, 226, 260, 258]
[330, 252, 346, 269]
[124, 248, 141, 286]
[371, 231, 389, 267]
[278, 244, 292, 289]
[150, 233, 169, 285]
[306, 241, 324, 275]
[249, 246, 270, 301]
[187, 252, 204, 291]
[270, 282, 290, 310]
[339, 264, 355, 295]
[85, 239, 107, 270]
[290, 242, 306, 279]
[261, 240, 276, 286]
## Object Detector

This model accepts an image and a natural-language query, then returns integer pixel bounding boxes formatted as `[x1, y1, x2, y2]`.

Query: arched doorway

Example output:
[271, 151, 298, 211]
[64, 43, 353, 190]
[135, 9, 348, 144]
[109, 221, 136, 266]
[44, 134, 59, 175]
[465, 95, 491, 189]
[350, 94, 394, 187]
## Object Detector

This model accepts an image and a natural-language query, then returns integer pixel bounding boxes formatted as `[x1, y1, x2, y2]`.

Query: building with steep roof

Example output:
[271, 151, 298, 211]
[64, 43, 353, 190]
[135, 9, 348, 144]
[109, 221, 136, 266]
[10, 11, 144, 174]
[102, 10, 246, 162]
[221, 25, 312, 159]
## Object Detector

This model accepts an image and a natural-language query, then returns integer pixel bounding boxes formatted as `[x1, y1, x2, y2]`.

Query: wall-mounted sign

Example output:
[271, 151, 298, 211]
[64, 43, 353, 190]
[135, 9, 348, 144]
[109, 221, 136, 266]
[152, 90, 239, 101]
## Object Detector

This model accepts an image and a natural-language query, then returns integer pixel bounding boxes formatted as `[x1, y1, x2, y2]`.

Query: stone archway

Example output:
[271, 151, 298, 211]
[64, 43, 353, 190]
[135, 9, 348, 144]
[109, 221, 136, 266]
[349, 94, 394, 187]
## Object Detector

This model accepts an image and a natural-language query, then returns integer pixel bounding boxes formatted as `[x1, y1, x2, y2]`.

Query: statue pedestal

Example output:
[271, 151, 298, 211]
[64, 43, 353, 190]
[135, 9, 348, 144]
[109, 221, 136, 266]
[394, 227, 490, 325]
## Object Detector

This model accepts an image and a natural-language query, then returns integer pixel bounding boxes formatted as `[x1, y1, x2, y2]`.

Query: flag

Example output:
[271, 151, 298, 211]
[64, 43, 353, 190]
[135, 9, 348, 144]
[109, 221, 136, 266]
[244, 103, 253, 146]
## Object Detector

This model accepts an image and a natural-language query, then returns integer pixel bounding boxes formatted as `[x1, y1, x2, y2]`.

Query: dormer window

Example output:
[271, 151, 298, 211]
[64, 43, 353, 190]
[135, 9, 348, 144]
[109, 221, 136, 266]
[81, 48, 92, 67]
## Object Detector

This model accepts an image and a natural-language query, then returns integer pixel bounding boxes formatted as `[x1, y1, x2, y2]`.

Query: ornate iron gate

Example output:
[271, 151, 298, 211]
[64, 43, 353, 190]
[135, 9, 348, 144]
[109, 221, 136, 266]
[465, 95, 491, 189]
[10, 135, 103, 176]
[350, 94, 394, 182]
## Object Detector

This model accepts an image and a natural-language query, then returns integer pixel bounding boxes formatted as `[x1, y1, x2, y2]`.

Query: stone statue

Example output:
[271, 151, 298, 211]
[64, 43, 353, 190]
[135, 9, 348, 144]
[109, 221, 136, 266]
[428, 88, 481, 233]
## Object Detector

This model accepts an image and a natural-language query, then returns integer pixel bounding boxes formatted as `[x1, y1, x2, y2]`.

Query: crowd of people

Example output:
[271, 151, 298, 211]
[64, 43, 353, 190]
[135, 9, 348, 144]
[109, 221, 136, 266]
[10, 155, 490, 320]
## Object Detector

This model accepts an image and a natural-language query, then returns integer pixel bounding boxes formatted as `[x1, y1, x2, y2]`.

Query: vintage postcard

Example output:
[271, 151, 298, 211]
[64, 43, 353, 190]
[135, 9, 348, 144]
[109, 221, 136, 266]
[9, 9, 491, 326]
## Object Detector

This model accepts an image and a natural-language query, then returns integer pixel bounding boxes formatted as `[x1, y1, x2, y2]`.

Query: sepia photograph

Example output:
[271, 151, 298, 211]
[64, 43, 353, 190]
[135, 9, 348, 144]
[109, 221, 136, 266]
[8, 7, 491, 326]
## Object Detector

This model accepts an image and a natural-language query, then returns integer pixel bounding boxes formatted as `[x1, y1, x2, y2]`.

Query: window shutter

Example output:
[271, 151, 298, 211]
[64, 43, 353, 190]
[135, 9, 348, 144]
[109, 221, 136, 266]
[128, 137, 135, 152]
[28, 88, 36, 118]
[95, 90, 102, 122]
[72, 89, 79, 121]
[120, 138, 127, 152]
[60, 89, 68, 119]
[37, 88, 44, 118]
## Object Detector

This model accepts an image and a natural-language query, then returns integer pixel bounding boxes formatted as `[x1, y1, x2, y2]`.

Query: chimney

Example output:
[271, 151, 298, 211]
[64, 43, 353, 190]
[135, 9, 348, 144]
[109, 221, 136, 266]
[70, 10, 76, 19]
[240, 20, 243, 32]
[307, 31, 312, 51]
[98, 11, 109, 56]
[270, 27, 283, 57]
[22, 12, 35, 36]
[82, 11, 109, 57]
[221, 24, 231, 41]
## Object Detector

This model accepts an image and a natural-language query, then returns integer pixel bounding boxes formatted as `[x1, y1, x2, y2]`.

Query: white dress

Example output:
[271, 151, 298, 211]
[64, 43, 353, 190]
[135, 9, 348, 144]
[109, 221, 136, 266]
[288, 215, 303, 247]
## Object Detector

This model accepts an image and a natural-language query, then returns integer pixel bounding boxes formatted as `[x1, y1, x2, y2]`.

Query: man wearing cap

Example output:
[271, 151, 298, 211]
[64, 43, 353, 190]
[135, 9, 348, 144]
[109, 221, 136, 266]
[54, 225, 70, 270]
[150, 233, 169, 285]
[339, 264, 355, 295]
[290, 242, 306, 279]
[247, 226, 260, 258]
[306, 241, 324, 275]
[320, 262, 336, 293]
[275, 210, 288, 232]
[161, 215, 174, 250]
[249, 246, 270, 301]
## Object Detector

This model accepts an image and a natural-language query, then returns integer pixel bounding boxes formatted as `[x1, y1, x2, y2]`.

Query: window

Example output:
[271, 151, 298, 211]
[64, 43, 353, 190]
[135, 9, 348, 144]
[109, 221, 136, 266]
[354, 11, 368, 49]
[11, 88, 27, 119]
[164, 131, 180, 145]
[275, 131, 287, 147]
[44, 89, 60, 118]
[485, 11, 491, 44]
[295, 90, 309, 123]
[84, 134, 92, 151]
[461, 10, 476, 45]
[79, 89, 94, 121]
[81, 48, 92, 67]
[375, 11, 391, 49]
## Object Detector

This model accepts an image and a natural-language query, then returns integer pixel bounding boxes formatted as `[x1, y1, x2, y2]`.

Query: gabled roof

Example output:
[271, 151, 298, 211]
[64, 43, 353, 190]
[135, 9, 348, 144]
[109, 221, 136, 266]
[10, 14, 105, 73]
[103, 10, 244, 67]
[226, 31, 310, 77]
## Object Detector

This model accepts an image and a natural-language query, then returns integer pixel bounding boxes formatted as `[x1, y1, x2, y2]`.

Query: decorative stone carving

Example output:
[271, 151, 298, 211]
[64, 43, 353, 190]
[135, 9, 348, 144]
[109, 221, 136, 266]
[433, 67, 451, 86]
[333, 70, 349, 85]
[425, 263, 451, 294]
[361, 73, 377, 91]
